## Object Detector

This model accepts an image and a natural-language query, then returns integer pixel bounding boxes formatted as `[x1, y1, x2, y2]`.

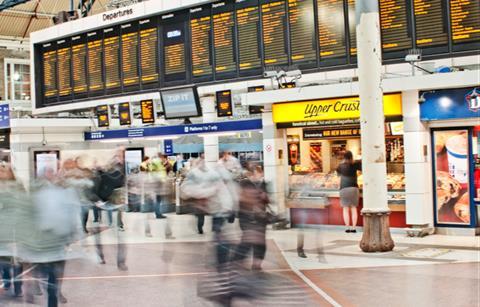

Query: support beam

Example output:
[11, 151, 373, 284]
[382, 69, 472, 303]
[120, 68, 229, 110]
[78, 0, 96, 17]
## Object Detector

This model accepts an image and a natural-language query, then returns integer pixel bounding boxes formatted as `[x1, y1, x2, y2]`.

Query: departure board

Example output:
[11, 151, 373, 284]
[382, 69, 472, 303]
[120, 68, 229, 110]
[348, 0, 357, 56]
[42, 44, 57, 99]
[71, 36, 88, 96]
[288, 0, 316, 65]
[262, 0, 288, 66]
[317, 0, 347, 59]
[190, 7, 213, 78]
[118, 102, 132, 126]
[449, 0, 480, 45]
[139, 19, 159, 85]
[379, 0, 413, 53]
[96, 105, 109, 127]
[87, 32, 103, 93]
[236, 1, 261, 74]
[162, 15, 187, 83]
[103, 28, 121, 90]
[213, 2, 237, 75]
[121, 23, 140, 88]
[141, 100, 155, 124]
[57, 40, 72, 98]
[216, 90, 233, 117]
[413, 0, 448, 48]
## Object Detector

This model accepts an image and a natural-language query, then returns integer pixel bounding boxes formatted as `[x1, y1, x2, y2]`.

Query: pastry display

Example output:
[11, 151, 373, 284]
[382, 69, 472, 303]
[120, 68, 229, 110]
[436, 171, 461, 209]
[453, 193, 470, 223]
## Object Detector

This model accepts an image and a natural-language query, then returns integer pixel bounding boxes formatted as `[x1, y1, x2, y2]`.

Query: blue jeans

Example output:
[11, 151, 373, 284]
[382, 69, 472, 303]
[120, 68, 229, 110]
[1, 261, 22, 295]
[35, 261, 65, 307]
[212, 216, 231, 269]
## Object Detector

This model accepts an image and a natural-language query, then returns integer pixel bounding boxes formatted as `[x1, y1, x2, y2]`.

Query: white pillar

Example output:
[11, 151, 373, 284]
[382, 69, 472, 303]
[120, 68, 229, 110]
[201, 96, 219, 168]
[262, 105, 287, 214]
[356, 0, 394, 252]
[402, 90, 434, 227]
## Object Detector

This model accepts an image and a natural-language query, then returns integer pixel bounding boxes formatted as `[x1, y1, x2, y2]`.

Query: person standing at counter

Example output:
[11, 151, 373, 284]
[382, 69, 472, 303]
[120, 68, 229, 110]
[336, 151, 362, 233]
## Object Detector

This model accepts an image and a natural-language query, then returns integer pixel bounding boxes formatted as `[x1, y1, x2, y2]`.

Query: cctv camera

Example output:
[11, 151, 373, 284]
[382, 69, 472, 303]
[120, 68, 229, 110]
[285, 70, 302, 77]
[405, 54, 421, 62]
[263, 71, 277, 78]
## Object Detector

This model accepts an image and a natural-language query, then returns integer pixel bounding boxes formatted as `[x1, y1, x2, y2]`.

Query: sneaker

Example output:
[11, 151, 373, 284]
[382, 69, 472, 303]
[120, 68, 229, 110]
[351, 229, 357, 233]
[117, 263, 128, 271]
[297, 250, 307, 258]
[345, 229, 352, 233]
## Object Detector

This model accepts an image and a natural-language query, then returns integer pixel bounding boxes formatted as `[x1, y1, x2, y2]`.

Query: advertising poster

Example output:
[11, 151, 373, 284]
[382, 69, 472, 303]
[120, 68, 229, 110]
[35, 152, 59, 178]
[287, 135, 300, 167]
[125, 148, 143, 175]
[309, 143, 322, 172]
[433, 129, 471, 225]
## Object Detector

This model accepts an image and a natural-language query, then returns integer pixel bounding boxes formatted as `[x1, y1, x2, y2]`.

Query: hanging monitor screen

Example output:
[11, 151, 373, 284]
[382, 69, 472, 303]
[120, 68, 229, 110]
[216, 90, 233, 117]
[56, 39, 72, 99]
[378, 0, 413, 54]
[413, 0, 448, 49]
[103, 27, 121, 92]
[261, 0, 289, 67]
[71, 35, 88, 98]
[347, 0, 357, 57]
[236, 0, 262, 75]
[161, 86, 201, 119]
[190, 6, 213, 79]
[213, 2, 237, 77]
[317, 0, 347, 61]
[162, 14, 187, 83]
[141, 99, 155, 124]
[248, 85, 264, 114]
[96, 105, 110, 127]
[42, 43, 57, 101]
[87, 31, 103, 95]
[449, 0, 480, 49]
[139, 18, 159, 86]
[121, 23, 140, 89]
[118, 102, 132, 126]
[288, 0, 316, 66]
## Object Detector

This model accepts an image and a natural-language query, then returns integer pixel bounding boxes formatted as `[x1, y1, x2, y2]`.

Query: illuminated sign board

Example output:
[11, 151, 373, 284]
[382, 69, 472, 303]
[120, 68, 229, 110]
[216, 90, 233, 117]
[141, 99, 155, 124]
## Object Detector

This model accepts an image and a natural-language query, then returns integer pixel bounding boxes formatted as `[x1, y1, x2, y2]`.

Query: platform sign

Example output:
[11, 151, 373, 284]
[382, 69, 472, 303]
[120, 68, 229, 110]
[164, 139, 174, 155]
[0, 104, 10, 129]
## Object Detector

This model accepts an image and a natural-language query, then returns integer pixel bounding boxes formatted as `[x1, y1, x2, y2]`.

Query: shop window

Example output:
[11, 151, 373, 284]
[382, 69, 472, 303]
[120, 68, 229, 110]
[4, 59, 31, 102]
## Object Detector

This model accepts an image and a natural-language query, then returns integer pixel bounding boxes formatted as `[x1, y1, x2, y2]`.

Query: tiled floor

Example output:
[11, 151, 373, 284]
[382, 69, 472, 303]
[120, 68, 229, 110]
[1, 213, 479, 306]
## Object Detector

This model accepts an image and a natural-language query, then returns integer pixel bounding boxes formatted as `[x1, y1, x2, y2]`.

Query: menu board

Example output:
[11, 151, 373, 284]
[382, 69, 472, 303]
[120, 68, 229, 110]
[262, 0, 288, 67]
[348, 0, 357, 56]
[71, 35, 88, 96]
[288, 0, 316, 65]
[317, 0, 347, 60]
[139, 18, 159, 85]
[216, 90, 233, 117]
[379, 0, 413, 53]
[96, 105, 109, 127]
[57, 40, 72, 97]
[42, 44, 57, 99]
[236, 1, 262, 74]
[162, 14, 187, 83]
[213, 2, 237, 76]
[413, 0, 448, 48]
[87, 32, 103, 93]
[118, 102, 132, 126]
[103, 28, 121, 90]
[449, 0, 480, 46]
[190, 7, 213, 79]
[121, 23, 140, 88]
[141, 100, 155, 124]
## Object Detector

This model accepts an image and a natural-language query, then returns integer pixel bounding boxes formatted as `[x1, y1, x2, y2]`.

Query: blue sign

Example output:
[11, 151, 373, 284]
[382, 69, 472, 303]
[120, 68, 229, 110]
[85, 119, 263, 141]
[0, 104, 10, 129]
[420, 87, 480, 121]
[164, 139, 174, 155]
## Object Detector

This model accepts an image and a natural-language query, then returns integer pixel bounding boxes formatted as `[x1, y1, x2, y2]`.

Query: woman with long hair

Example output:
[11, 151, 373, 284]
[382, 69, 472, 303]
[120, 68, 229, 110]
[336, 151, 362, 233]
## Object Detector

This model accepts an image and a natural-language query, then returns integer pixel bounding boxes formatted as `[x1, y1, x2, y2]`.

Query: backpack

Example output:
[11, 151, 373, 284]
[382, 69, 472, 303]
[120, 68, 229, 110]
[96, 168, 125, 202]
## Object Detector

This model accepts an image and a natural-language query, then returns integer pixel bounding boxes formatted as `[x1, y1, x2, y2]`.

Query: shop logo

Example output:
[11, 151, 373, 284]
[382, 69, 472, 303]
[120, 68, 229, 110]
[466, 89, 480, 112]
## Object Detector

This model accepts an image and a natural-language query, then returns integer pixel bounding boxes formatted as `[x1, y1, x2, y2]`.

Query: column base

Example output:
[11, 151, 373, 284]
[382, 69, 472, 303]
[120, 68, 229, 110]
[360, 209, 395, 252]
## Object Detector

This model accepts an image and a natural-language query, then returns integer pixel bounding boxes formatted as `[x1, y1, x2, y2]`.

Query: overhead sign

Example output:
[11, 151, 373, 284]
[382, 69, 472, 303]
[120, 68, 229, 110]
[96, 105, 110, 127]
[216, 90, 233, 117]
[272, 93, 402, 123]
[85, 119, 262, 141]
[303, 127, 361, 140]
[141, 100, 155, 124]
[0, 104, 10, 129]
[0, 129, 10, 149]
[248, 86, 265, 114]
[118, 102, 132, 126]
[420, 87, 480, 121]
[164, 139, 174, 155]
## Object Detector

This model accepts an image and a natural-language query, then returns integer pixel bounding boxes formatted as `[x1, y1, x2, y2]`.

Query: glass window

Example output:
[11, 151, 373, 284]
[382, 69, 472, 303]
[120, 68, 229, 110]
[4, 59, 30, 102]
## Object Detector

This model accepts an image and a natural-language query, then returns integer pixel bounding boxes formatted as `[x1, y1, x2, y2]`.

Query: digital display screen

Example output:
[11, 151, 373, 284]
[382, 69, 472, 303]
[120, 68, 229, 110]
[216, 90, 233, 117]
[162, 14, 187, 83]
[317, 0, 347, 60]
[236, 1, 261, 74]
[413, 0, 448, 48]
[379, 0, 413, 53]
[96, 105, 109, 127]
[141, 99, 155, 124]
[57, 40, 72, 98]
[139, 18, 159, 85]
[87, 32, 103, 93]
[190, 7, 213, 78]
[121, 23, 140, 88]
[118, 102, 132, 126]
[71, 35, 88, 96]
[348, 0, 357, 56]
[248, 85, 264, 114]
[213, 2, 237, 75]
[449, 0, 480, 45]
[161, 86, 201, 119]
[42, 43, 57, 99]
[262, 0, 288, 67]
[103, 27, 121, 91]
[288, 0, 316, 65]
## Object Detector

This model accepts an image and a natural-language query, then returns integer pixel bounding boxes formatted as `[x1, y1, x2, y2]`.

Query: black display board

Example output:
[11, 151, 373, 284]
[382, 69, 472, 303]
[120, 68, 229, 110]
[216, 90, 233, 117]
[248, 85, 264, 114]
[0, 129, 10, 149]
[35, 0, 478, 109]
[140, 99, 155, 124]
[96, 105, 110, 127]
[118, 102, 132, 126]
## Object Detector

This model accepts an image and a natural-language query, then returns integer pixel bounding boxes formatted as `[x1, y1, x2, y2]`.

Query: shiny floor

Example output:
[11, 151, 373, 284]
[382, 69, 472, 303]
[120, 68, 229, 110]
[1, 212, 479, 306]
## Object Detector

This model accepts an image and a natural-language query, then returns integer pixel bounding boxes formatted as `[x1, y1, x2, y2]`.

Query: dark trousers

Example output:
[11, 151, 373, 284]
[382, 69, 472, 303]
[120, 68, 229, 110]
[212, 216, 230, 269]
[196, 213, 205, 233]
[35, 261, 65, 307]
[155, 195, 164, 218]
[95, 222, 126, 266]
[92, 206, 100, 222]
[233, 242, 266, 262]
[1, 262, 22, 294]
